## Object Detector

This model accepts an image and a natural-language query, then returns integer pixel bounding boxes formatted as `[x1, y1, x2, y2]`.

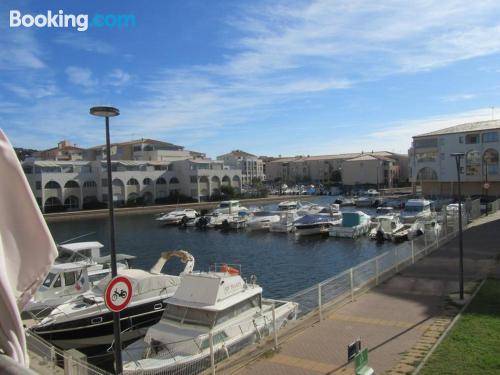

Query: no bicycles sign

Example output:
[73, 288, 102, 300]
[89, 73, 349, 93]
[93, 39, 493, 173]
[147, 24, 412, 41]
[105, 276, 133, 312]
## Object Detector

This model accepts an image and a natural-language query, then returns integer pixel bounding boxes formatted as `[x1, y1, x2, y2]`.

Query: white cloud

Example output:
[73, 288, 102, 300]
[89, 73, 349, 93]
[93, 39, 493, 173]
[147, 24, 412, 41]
[441, 93, 477, 102]
[5, 83, 58, 99]
[65, 66, 97, 89]
[54, 34, 115, 54]
[108, 69, 131, 87]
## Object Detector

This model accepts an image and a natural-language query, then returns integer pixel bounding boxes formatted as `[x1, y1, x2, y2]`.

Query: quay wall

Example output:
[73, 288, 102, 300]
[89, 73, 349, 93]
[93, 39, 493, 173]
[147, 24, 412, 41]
[43, 195, 315, 223]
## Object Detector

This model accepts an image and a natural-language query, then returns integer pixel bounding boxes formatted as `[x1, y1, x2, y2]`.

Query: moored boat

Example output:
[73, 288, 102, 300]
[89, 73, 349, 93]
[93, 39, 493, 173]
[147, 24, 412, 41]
[294, 213, 342, 237]
[122, 265, 298, 374]
[328, 211, 371, 238]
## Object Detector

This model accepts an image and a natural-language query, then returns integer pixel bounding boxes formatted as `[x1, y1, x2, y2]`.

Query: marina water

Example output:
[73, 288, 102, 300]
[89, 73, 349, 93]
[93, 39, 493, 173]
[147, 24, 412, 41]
[48, 196, 411, 299]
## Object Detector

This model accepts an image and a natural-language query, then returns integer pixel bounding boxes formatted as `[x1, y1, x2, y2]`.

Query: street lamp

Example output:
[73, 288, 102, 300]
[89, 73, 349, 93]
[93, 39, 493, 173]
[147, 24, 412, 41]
[483, 153, 489, 215]
[450, 152, 465, 300]
[89, 106, 123, 374]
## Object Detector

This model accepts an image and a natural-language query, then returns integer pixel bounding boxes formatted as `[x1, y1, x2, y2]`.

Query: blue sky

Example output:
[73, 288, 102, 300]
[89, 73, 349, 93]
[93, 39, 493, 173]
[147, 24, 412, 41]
[2, 0, 500, 157]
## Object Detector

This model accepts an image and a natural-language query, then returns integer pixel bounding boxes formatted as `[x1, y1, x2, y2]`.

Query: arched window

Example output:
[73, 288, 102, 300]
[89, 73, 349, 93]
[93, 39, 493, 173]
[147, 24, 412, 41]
[44, 197, 62, 211]
[156, 177, 166, 185]
[484, 149, 499, 176]
[143, 178, 152, 185]
[416, 167, 438, 181]
[45, 181, 61, 189]
[169, 177, 179, 184]
[211, 176, 220, 184]
[112, 179, 124, 187]
[142, 192, 153, 203]
[64, 196, 79, 209]
[199, 176, 209, 183]
[83, 180, 97, 188]
[64, 180, 79, 188]
[466, 150, 481, 176]
[127, 178, 139, 186]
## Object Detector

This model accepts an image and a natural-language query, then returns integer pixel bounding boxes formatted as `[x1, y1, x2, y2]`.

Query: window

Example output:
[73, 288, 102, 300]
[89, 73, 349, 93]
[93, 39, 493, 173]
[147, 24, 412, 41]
[53, 275, 61, 288]
[459, 136, 464, 144]
[133, 145, 142, 152]
[466, 150, 481, 176]
[43, 273, 56, 288]
[482, 132, 498, 143]
[414, 138, 438, 148]
[416, 152, 437, 162]
[215, 294, 261, 326]
[45, 181, 61, 189]
[465, 134, 480, 144]
[143, 178, 152, 185]
[36, 181, 42, 190]
[163, 304, 216, 327]
[64, 272, 76, 286]
[83, 181, 97, 188]
[190, 176, 198, 183]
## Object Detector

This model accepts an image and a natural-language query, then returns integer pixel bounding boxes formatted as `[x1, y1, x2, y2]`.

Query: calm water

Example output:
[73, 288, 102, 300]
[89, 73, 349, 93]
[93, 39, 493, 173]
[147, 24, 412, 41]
[48, 197, 408, 298]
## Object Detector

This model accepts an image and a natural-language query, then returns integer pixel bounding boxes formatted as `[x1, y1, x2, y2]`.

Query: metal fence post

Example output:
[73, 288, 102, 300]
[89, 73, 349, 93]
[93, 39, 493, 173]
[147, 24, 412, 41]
[209, 331, 215, 375]
[50, 345, 56, 370]
[350, 268, 354, 301]
[318, 283, 323, 321]
[375, 257, 379, 285]
[424, 232, 428, 250]
[411, 240, 415, 264]
[272, 303, 278, 349]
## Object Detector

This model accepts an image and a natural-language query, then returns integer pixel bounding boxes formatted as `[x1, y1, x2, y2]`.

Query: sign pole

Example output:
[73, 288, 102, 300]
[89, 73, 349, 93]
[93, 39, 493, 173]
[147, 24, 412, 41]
[104, 116, 123, 374]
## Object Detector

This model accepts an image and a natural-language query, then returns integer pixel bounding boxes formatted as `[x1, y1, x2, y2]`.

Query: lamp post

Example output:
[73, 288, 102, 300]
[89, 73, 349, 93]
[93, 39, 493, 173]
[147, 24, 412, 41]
[483, 154, 489, 215]
[89, 106, 123, 374]
[451, 152, 465, 300]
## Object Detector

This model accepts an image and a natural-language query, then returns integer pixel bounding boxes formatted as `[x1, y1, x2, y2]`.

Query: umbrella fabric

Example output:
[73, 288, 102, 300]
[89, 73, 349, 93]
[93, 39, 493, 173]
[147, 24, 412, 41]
[0, 129, 58, 366]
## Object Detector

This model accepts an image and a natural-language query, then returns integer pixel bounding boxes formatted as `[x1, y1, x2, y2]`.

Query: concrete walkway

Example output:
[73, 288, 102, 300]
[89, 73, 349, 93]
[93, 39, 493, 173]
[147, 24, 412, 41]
[234, 212, 500, 375]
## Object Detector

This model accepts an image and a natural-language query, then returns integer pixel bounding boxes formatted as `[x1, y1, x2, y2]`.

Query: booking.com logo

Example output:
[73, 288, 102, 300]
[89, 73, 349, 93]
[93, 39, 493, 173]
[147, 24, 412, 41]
[9, 10, 136, 32]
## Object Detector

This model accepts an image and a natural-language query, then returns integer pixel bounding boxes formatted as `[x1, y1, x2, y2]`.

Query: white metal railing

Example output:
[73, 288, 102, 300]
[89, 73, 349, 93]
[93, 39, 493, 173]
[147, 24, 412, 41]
[26, 330, 110, 375]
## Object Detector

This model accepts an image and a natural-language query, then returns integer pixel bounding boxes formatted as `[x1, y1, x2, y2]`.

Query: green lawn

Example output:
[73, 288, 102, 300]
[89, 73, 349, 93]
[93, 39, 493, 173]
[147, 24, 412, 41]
[420, 279, 500, 375]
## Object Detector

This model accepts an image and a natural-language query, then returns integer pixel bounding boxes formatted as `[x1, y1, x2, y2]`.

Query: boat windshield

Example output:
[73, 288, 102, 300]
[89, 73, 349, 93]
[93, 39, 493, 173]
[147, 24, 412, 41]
[219, 203, 230, 208]
[253, 211, 274, 217]
[215, 294, 261, 326]
[404, 205, 424, 213]
[43, 272, 57, 288]
[56, 248, 90, 263]
[163, 304, 216, 327]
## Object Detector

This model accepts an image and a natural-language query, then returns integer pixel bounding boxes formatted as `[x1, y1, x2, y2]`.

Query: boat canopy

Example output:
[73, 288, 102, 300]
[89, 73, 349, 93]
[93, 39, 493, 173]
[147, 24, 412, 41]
[342, 211, 369, 227]
[294, 214, 335, 224]
[93, 269, 180, 297]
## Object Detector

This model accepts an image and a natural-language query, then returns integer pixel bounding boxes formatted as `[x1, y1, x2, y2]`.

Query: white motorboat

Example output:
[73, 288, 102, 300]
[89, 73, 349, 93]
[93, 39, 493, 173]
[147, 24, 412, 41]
[277, 200, 299, 211]
[329, 211, 371, 238]
[122, 265, 298, 374]
[156, 209, 199, 225]
[401, 199, 433, 223]
[269, 211, 301, 233]
[296, 202, 326, 216]
[444, 203, 467, 225]
[294, 213, 342, 236]
[375, 206, 395, 215]
[355, 189, 383, 208]
[30, 251, 194, 352]
[57, 241, 135, 282]
[246, 211, 280, 231]
[369, 215, 406, 241]
[213, 200, 249, 214]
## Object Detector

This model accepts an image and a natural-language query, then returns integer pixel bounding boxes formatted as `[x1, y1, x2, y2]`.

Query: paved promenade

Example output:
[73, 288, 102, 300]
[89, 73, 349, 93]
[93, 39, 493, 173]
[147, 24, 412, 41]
[234, 212, 500, 375]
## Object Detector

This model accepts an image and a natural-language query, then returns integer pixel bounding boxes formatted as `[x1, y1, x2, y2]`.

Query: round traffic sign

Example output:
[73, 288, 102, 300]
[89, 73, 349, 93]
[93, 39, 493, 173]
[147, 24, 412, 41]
[105, 276, 133, 312]
[484, 182, 490, 190]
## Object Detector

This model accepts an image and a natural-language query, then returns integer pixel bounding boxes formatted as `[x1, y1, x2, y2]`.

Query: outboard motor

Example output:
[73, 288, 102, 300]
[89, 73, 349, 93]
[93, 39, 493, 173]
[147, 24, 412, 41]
[375, 229, 385, 243]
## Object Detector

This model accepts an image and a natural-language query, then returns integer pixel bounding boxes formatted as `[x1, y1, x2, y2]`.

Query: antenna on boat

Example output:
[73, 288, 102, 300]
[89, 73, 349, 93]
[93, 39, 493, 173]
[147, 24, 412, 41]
[58, 231, 96, 245]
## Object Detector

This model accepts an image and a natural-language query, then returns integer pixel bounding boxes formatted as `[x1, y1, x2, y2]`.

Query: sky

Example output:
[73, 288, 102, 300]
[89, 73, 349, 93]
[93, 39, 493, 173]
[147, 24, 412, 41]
[2, 0, 500, 158]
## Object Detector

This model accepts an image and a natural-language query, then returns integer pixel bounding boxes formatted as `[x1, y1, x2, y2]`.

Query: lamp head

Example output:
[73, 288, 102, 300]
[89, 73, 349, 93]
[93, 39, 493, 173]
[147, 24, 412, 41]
[450, 152, 465, 158]
[90, 106, 120, 117]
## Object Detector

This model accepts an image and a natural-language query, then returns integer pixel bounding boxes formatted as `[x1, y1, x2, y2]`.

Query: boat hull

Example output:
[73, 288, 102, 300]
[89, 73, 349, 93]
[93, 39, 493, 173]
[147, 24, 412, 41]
[31, 299, 167, 352]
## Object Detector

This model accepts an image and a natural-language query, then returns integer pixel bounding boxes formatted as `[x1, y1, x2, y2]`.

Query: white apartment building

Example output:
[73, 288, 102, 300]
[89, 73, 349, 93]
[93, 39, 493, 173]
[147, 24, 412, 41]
[23, 139, 242, 212]
[216, 150, 265, 185]
[410, 120, 500, 197]
[265, 151, 408, 187]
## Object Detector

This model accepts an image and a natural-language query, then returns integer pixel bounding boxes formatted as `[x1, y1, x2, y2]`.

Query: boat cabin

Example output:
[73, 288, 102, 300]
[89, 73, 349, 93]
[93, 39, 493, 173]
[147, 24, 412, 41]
[277, 201, 298, 210]
[57, 241, 104, 263]
[39, 262, 90, 297]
